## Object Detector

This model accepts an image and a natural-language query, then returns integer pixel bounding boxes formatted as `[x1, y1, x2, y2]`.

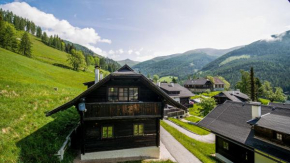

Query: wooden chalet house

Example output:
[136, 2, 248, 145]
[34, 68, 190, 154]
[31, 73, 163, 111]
[46, 64, 187, 161]
[198, 101, 290, 163]
[157, 82, 194, 117]
[184, 77, 225, 93]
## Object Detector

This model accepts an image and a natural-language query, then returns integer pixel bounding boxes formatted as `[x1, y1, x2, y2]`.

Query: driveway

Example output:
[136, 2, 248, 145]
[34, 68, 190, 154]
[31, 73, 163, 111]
[163, 119, 215, 144]
[161, 126, 201, 163]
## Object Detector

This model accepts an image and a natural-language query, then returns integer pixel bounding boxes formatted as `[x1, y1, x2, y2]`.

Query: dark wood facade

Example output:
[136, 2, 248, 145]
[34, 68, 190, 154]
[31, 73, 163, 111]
[216, 136, 254, 163]
[47, 65, 187, 157]
[254, 126, 290, 147]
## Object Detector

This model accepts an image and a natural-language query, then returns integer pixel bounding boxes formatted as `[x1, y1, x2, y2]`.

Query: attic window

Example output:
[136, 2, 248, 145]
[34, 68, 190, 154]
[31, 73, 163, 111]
[276, 133, 282, 141]
[223, 141, 229, 150]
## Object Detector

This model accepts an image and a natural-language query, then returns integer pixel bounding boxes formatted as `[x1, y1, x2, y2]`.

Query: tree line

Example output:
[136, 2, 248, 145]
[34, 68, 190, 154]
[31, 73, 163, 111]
[0, 9, 120, 72]
[235, 67, 286, 102]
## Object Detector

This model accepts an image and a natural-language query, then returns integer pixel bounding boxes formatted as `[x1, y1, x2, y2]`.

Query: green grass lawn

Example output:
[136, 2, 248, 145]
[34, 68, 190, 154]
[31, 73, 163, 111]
[159, 76, 178, 83]
[161, 121, 217, 163]
[201, 91, 221, 97]
[189, 104, 204, 118]
[184, 116, 201, 123]
[168, 118, 209, 135]
[258, 98, 270, 105]
[0, 47, 96, 162]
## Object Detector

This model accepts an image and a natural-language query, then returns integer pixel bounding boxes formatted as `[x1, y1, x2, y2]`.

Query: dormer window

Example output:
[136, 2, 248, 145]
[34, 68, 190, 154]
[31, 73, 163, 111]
[276, 133, 282, 141]
[108, 87, 139, 102]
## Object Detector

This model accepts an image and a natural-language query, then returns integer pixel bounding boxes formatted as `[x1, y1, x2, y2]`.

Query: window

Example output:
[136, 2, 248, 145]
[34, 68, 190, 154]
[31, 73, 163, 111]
[129, 88, 138, 101]
[108, 87, 138, 102]
[133, 124, 144, 136]
[223, 141, 229, 150]
[276, 133, 282, 141]
[119, 88, 128, 101]
[108, 88, 118, 102]
[102, 126, 113, 138]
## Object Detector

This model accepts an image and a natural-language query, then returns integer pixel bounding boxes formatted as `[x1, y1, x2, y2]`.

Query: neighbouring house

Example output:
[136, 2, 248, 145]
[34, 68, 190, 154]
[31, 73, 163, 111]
[184, 77, 225, 93]
[46, 64, 187, 161]
[157, 82, 195, 117]
[198, 101, 290, 163]
[213, 90, 250, 104]
[269, 102, 290, 108]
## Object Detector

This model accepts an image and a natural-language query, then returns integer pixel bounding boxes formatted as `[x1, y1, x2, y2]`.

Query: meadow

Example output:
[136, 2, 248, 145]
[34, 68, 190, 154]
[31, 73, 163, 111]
[0, 43, 95, 162]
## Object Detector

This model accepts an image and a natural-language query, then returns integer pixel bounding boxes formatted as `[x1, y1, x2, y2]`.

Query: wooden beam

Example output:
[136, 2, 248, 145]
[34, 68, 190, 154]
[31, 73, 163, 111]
[84, 115, 161, 121]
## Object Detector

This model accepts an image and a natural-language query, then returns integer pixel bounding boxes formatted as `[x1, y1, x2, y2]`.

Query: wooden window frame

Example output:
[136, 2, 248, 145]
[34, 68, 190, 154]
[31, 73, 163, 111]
[101, 125, 114, 139]
[276, 132, 283, 141]
[107, 87, 139, 102]
[133, 123, 144, 136]
[223, 141, 229, 150]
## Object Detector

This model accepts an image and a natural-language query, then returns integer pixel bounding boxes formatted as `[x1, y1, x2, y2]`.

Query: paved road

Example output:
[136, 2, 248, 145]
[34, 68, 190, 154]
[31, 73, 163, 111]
[163, 119, 215, 144]
[161, 127, 201, 163]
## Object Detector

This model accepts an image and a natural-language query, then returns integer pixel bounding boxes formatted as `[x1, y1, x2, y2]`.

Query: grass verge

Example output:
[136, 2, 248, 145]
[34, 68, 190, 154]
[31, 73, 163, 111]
[168, 118, 209, 135]
[161, 121, 217, 163]
[184, 116, 201, 123]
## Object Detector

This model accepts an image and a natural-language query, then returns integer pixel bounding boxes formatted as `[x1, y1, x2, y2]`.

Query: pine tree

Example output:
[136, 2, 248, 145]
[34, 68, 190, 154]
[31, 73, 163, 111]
[250, 67, 256, 101]
[19, 32, 32, 57]
[30, 22, 36, 35]
[36, 26, 42, 38]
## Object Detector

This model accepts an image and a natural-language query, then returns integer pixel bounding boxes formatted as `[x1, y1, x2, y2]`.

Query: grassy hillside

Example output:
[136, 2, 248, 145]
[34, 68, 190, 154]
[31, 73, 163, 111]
[0, 47, 95, 162]
[133, 51, 215, 78]
[199, 30, 290, 91]
[159, 76, 178, 83]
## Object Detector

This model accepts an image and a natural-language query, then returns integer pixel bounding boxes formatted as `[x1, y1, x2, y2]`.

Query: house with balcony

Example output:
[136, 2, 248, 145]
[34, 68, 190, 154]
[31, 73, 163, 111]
[198, 101, 290, 163]
[158, 82, 194, 117]
[46, 64, 187, 161]
[184, 77, 225, 93]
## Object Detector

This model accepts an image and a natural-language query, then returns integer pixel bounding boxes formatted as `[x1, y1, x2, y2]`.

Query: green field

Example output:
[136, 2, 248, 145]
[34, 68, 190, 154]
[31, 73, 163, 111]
[159, 76, 178, 83]
[0, 44, 97, 162]
[184, 116, 202, 123]
[168, 118, 209, 135]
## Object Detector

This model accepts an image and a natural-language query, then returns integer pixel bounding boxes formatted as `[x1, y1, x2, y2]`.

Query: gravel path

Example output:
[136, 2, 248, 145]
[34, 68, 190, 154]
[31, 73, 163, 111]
[163, 119, 215, 144]
[161, 127, 201, 163]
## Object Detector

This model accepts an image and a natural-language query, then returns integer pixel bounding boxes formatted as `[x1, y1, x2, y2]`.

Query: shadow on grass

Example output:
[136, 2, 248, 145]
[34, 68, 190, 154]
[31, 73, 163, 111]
[16, 108, 79, 163]
[53, 63, 72, 70]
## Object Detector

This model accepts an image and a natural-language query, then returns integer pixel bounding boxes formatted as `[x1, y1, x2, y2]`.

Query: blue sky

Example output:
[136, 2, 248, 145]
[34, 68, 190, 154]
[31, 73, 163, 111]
[1, 0, 290, 61]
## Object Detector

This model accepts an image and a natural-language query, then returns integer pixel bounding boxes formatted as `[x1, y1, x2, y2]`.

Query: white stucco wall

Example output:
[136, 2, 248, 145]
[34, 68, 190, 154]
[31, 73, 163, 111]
[81, 146, 160, 161]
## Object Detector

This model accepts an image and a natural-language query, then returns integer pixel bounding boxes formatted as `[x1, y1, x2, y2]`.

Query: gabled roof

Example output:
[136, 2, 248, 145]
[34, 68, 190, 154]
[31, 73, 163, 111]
[46, 65, 187, 116]
[213, 77, 224, 85]
[198, 101, 290, 162]
[256, 107, 290, 134]
[184, 78, 211, 85]
[159, 83, 194, 98]
[214, 91, 250, 102]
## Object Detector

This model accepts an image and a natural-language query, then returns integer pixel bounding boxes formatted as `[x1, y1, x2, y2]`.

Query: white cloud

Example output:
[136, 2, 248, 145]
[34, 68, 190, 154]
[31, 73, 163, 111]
[0, 2, 111, 55]
[108, 50, 115, 55]
[135, 51, 140, 55]
[128, 49, 133, 54]
[118, 49, 124, 54]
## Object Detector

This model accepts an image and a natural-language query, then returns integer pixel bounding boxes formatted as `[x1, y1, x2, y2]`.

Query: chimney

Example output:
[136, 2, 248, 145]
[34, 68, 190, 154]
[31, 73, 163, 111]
[158, 82, 161, 87]
[95, 65, 100, 84]
[100, 72, 103, 81]
[251, 102, 261, 119]
[171, 83, 174, 87]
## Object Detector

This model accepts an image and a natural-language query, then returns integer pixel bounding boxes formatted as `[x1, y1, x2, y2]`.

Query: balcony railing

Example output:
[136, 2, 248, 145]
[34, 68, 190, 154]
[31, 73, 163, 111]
[84, 102, 162, 119]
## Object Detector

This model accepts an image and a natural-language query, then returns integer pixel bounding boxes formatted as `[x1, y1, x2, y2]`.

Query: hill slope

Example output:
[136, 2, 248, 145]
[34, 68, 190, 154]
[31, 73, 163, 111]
[0, 47, 95, 162]
[133, 51, 216, 78]
[117, 59, 140, 67]
[132, 47, 241, 78]
[199, 30, 290, 91]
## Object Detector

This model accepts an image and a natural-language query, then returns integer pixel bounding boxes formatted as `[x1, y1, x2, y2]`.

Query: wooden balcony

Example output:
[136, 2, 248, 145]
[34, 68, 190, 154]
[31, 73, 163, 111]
[84, 102, 162, 120]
